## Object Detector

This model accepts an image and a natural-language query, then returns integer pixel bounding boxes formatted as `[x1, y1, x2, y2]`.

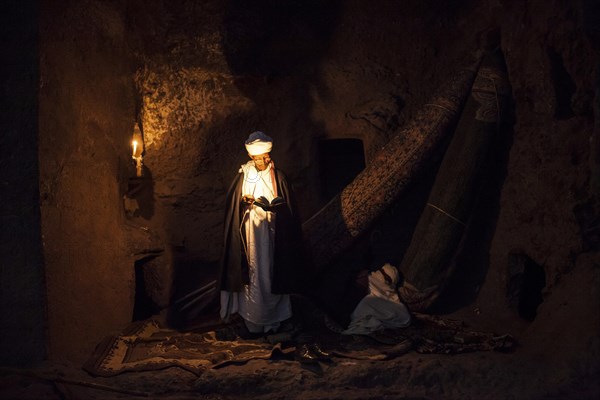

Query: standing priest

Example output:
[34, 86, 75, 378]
[218, 131, 306, 334]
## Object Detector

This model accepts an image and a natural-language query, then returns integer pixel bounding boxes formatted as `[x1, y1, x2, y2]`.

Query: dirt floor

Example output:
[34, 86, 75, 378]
[0, 353, 532, 400]
[2, 283, 599, 400]
[0, 338, 595, 400]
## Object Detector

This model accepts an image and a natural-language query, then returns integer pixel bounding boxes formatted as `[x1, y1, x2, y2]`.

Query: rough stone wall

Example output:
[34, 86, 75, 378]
[476, 0, 596, 334]
[0, 0, 47, 366]
[29, 0, 598, 368]
[134, 53, 254, 263]
[130, 0, 596, 294]
[303, 1, 598, 363]
[39, 0, 137, 362]
[127, 0, 344, 296]
[409, 1, 599, 378]
[310, 1, 482, 160]
[129, 0, 488, 273]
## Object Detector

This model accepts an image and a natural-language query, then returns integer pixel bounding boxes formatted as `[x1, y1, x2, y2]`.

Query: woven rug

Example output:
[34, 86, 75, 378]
[83, 319, 294, 377]
[84, 314, 515, 377]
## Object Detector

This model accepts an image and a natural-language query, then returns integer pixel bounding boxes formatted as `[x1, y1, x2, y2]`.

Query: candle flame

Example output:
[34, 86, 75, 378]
[132, 140, 138, 157]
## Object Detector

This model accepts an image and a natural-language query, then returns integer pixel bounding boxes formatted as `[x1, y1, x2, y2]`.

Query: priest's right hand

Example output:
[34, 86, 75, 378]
[242, 194, 255, 204]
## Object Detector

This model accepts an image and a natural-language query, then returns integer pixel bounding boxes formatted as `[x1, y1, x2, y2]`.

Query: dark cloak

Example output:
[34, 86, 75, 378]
[218, 166, 307, 295]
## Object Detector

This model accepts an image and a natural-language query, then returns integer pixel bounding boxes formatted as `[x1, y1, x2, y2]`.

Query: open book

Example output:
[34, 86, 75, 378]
[253, 196, 286, 211]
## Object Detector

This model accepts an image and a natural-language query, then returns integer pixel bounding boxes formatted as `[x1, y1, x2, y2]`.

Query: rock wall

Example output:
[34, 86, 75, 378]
[127, 0, 490, 282]
[28, 0, 598, 369]
[476, 0, 596, 336]
[129, 0, 598, 373]
[0, 0, 46, 366]
[39, 0, 137, 362]
[475, 5, 599, 382]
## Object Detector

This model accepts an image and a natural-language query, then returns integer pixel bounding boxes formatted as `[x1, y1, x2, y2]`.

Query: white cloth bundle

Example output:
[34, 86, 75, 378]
[343, 263, 411, 335]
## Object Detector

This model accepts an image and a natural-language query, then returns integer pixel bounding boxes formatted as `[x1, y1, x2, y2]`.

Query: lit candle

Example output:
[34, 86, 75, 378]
[132, 140, 138, 158]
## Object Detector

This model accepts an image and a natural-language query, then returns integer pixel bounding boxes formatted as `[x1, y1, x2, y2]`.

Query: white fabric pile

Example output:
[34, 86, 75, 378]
[342, 263, 411, 335]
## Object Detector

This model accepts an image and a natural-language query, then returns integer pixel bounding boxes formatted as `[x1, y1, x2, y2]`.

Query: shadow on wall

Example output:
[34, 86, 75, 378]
[220, 0, 343, 218]
[222, 0, 341, 79]
[123, 166, 155, 220]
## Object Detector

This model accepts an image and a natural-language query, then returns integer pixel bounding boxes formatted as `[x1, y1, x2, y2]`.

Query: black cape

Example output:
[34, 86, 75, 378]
[218, 167, 307, 294]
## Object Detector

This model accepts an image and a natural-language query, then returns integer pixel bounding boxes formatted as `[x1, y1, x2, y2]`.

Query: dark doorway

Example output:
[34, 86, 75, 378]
[319, 139, 366, 202]
[132, 256, 161, 322]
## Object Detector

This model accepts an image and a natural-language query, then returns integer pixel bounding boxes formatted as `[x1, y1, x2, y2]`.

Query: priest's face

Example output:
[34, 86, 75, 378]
[249, 153, 271, 171]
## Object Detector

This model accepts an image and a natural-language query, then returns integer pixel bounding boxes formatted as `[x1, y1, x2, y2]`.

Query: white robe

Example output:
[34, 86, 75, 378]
[220, 162, 292, 333]
[342, 263, 411, 335]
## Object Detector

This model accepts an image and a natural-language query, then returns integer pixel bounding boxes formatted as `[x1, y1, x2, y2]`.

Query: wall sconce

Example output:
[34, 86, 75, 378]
[132, 122, 144, 177]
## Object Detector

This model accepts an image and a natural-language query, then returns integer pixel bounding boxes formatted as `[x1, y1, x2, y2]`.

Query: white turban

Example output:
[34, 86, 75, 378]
[369, 263, 401, 303]
[245, 131, 273, 155]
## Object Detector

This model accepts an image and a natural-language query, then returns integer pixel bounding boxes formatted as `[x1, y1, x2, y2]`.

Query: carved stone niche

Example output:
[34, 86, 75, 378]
[123, 223, 170, 321]
[133, 254, 172, 321]
[506, 251, 546, 321]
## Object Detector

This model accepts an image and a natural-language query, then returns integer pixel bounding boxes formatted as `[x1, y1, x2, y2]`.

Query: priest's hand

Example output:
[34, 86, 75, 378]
[242, 194, 255, 204]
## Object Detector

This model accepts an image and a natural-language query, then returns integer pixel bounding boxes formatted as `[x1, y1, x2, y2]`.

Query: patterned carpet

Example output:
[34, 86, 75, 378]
[84, 313, 515, 377]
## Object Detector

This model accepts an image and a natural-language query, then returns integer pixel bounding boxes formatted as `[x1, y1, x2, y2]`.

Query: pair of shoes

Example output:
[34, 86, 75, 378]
[295, 344, 318, 364]
[294, 343, 331, 364]
[310, 344, 330, 359]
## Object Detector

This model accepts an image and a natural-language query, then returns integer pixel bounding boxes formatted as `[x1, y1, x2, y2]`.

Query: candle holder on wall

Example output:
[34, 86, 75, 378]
[131, 122, 144, 177]
[124, 122, 153, 219]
